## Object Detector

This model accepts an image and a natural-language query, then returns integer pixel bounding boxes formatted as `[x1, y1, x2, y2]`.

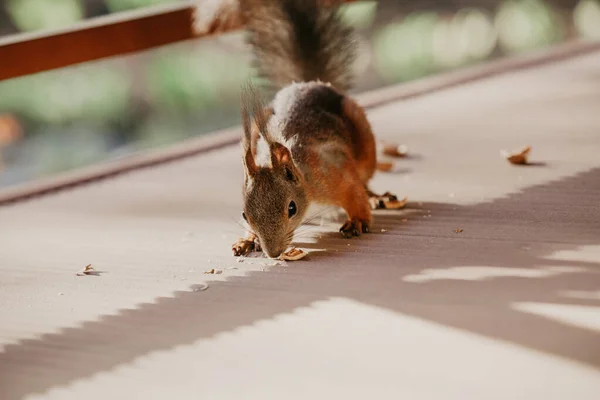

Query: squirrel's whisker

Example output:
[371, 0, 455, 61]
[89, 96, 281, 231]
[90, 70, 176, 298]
[300, 205, 338, 226]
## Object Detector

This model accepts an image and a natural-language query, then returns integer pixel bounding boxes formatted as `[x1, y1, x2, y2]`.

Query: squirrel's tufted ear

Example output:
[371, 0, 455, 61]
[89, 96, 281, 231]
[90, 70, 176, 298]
[270, 142, 300, 184]
[270, 142, 292, 167]
[241, 80, 276, 179]
[240, 86, 257, 178]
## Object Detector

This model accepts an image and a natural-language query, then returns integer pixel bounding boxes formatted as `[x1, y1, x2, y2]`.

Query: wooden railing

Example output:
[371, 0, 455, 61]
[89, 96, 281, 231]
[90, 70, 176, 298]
[0, 0, 358, 82]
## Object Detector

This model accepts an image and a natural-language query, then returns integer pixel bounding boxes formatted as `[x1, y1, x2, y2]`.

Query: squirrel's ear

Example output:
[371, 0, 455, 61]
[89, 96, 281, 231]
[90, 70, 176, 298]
[271, 143, 300, 184]
[241, 94, 257, 178]
[243, 140, 257, 177]
[270, 142, 292, 167]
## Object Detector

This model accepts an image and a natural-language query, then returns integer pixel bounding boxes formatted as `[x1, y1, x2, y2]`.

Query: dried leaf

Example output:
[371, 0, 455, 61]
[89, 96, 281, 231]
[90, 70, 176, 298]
[76, 264, 97, 276]
[279, 247, 307, 261]
[384, 197, 408, 209]
[376, 161, 394, 172]
[502, 145, 531, 165]
[383, 143, 408, 158]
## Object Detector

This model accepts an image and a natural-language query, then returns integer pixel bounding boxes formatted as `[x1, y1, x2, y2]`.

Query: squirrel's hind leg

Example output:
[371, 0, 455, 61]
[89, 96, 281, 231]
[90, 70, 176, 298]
[341, 96, 377, 184]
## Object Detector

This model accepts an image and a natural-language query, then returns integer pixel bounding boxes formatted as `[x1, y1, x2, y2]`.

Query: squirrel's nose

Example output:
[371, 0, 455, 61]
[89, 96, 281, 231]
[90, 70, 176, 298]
[263, 246, 284, 259]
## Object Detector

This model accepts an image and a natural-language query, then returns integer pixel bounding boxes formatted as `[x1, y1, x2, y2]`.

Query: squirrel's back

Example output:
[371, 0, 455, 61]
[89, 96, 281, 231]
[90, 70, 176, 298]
[240, 0, 357, 93]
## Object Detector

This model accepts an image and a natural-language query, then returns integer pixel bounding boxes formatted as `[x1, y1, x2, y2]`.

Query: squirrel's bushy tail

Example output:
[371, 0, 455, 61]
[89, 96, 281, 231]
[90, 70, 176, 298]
[240, 0, 356, 92]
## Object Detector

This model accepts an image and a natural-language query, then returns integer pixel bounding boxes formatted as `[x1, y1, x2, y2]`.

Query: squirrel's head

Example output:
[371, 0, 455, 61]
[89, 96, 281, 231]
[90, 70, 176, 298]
[239, 83, 308, 258]
[242, 144, 308, 258]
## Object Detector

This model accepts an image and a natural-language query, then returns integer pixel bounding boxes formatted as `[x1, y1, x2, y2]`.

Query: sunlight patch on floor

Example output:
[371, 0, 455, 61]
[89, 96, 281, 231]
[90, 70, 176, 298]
[543, 245, 600, 264]
[512, 302, 600, 333]
[403, 265, 585, 283]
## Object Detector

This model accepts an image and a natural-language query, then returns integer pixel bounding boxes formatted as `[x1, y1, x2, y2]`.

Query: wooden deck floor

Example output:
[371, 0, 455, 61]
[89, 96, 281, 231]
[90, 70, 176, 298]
[1, 46, 599, 399]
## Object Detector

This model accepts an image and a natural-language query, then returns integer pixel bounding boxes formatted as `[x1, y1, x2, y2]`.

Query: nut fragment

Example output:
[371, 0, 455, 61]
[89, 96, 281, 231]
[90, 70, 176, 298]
[455, 228, 464, 233]
[384, 197, 408, 209]
[368, 197, 379, 209]
[502, 145, 531, 165]
[279, 247, 307, 261]
[204, 268, 223, 274]
[383, 143, 408, 158]
[370, 193, 404, 210]
[376, 161, 394, 172]
[76, 264, 98, 276]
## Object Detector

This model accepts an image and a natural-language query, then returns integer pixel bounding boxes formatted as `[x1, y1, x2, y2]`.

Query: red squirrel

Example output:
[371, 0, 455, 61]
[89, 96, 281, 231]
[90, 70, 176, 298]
[232, 0, 398, 258]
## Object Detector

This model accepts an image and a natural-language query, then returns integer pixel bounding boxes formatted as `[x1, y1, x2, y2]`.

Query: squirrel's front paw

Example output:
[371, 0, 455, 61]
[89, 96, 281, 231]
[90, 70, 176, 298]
[232, 238, 256, 256]
[339, 220, 370, 238]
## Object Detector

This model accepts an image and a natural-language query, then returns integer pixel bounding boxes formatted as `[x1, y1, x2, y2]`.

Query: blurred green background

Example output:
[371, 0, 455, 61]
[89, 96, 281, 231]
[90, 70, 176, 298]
[0, 0, 599, 188]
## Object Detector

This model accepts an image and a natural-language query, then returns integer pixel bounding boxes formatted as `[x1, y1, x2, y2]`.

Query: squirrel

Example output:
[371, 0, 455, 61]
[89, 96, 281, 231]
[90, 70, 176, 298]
[232, 0, 398, 258]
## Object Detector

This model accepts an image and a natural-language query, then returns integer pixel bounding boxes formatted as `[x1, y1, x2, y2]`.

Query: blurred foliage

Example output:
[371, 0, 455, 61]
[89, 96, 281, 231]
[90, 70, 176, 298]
[339, 1, 377, 29]
[104, 0, 181, 13]
[146, 42, 251, 116]
[7, 0, 83, 31]
[496, 0, 566, 52]
[374, 12, 440, 81]
[574, 0, 600, 39]
[22, 128, 113, 174]
[0, 66, 131, 126]
[0, 0, 598, 187]
[449, 9, 497, 62]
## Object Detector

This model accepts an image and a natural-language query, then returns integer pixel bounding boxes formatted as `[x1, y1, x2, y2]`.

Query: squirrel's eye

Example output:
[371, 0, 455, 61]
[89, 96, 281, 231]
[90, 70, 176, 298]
[288, 201, 297, 218]
[242, 211, 247, 221]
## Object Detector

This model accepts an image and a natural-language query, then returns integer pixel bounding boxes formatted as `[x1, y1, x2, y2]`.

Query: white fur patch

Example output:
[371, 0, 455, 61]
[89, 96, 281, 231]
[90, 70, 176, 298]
[272, 81, 330, 125]
[255, 111, 296, 168]
[255, 136, 271, 168]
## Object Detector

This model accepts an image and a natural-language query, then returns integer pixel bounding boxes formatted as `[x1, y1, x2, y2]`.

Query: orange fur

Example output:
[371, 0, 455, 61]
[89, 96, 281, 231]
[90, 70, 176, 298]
[297, 95, 377, 230]
[341, 96, 377, 184]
